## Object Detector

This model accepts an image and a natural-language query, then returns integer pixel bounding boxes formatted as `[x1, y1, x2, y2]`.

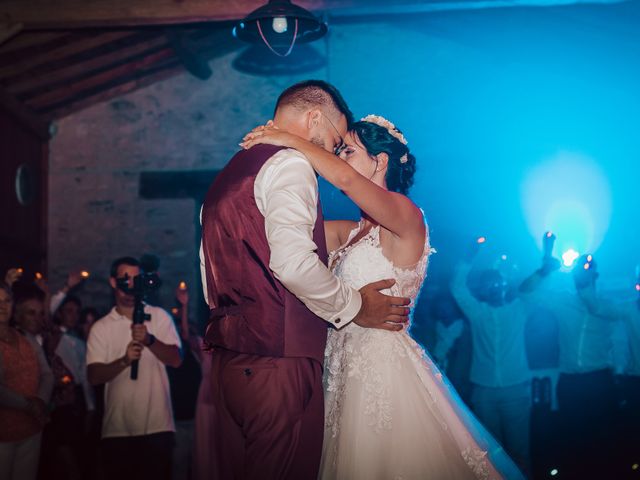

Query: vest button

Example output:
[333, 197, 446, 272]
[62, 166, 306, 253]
[244, 368, 252, 376]
[335, 319, 341, 323]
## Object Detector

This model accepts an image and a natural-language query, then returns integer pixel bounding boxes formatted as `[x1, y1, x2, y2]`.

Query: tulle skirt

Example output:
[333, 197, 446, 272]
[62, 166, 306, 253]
[320, 327, 524, 480]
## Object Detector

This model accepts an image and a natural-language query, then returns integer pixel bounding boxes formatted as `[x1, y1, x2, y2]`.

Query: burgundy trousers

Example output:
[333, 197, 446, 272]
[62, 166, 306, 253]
[207, 349, 324, 480]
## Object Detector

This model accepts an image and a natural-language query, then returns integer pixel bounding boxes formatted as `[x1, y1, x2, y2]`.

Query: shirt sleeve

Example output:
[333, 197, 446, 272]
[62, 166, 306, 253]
[255, 149, 362, 328]
[450, 262, 483, 319]
[151, 308, 182, 349]
[74, 340, 95, 410]
[86, 322, 108, 365]
[50, 290, 66, 314]
[198, 205, 210, 307]
[28, 335, 54, 403]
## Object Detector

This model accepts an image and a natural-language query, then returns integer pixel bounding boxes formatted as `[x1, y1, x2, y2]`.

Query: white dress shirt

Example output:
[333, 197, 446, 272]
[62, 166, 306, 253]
[532, 273, 615, 374]
[451, 262, 531, 387]
[200, 148, 361, 328]
[596, 300, 640, 377]
[55, 326, 95, 411]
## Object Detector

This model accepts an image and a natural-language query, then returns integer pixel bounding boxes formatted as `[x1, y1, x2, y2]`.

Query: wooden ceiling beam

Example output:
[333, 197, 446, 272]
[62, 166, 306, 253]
[2, 0, 628, 29]
[0, 0, 438, 29]
[0, 30, 137, 78]
[0, 86, 49, 139]
[6, 34, 168, 95]
[1, 0, 268, 28]
[0, 20, 22, 45]
[37, 59, 184, 120]
[24, 47, 177, 109]
[0, 31, 65, 52]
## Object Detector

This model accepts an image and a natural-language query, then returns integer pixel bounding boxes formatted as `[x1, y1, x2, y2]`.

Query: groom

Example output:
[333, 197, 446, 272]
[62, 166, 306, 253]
[200, 80, 410, 479]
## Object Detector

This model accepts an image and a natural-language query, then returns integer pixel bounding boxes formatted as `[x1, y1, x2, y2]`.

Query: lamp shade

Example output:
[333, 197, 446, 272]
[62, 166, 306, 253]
[233, 0, 327, 50]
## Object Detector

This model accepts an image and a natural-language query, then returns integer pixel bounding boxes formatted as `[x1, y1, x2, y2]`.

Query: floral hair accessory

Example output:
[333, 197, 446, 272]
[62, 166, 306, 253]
[360, 114, 409, 163]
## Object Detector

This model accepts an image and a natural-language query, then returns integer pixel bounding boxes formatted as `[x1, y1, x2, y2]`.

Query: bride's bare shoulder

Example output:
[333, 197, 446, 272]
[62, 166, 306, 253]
[325, 220, 359, 245]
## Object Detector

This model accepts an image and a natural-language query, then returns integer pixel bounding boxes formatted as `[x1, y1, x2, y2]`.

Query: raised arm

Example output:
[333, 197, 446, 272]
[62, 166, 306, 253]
[243, 127, 424, 241]
[519, 232, 561, 294]
[449, 237, 486, 316]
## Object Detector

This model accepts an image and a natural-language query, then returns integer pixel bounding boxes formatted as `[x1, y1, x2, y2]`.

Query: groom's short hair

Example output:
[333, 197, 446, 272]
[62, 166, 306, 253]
[274, 80, 353, 126]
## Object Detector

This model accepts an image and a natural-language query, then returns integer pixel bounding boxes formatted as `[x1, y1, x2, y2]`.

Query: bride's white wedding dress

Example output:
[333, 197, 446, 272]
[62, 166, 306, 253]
[319, 221, 524, 480]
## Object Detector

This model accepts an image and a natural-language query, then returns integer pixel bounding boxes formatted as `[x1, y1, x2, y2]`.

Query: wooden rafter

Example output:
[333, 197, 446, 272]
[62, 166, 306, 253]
[0, 31, 63, 52]
[0, 31, 137, 78]
[0, 0, 442, 29]
[24, 47, 177, 108]
[0, 25, 237, 119]
[0, 86, 49, 138]
[37, 59, 183, 119]
[5, 34, 168, 95]
[1, 0, 271, 28]
[0, 19, 22, 45]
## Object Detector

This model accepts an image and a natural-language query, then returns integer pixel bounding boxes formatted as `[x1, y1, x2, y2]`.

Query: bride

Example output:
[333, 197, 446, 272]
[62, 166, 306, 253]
[242, 115, 523, 480]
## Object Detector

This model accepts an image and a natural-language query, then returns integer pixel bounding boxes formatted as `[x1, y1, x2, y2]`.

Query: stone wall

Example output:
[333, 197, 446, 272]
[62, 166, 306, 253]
[49, 52, 315, 320]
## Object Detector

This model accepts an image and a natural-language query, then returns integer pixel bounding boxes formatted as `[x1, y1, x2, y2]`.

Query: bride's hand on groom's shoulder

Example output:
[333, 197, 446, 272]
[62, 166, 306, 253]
[353, 279, 411, 332]
[240, 121, 299, 150]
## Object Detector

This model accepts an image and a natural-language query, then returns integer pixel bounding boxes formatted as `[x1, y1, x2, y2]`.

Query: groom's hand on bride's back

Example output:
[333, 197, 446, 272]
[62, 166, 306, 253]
[353, 279, 410, 331]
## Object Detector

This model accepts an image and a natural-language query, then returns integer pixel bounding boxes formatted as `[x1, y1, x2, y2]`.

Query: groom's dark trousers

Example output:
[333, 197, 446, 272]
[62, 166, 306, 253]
[201, 145, 330, 479]
[208, 350, 324, 479]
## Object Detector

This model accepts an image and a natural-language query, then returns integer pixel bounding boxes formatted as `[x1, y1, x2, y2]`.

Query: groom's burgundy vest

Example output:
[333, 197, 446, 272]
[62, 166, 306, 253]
[201, 144, 329, 364]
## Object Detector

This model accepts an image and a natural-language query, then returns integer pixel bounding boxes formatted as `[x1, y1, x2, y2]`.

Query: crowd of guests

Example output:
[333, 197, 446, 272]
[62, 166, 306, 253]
[2, 239, 638, 480]
[0, 258, 205, 480]
[430, 232, 640, 479]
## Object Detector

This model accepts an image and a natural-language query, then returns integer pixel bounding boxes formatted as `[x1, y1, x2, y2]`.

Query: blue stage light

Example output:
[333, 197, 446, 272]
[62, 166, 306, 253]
[562, 249, 580, 267]
[521, 152, 611, 257]
[550, 468, 559, 476]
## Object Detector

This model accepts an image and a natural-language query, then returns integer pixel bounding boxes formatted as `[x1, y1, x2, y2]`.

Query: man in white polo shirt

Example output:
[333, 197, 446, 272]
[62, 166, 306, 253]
[87, 256, 181, 480]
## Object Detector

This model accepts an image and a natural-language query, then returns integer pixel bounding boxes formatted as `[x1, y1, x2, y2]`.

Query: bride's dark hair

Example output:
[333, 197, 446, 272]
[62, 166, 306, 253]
[351, 121, 417, 195]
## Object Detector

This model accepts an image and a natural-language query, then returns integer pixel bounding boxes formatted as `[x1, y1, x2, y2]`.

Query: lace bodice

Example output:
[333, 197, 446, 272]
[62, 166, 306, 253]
[328, 221, 432, 313]
[324, 220, 433, 433]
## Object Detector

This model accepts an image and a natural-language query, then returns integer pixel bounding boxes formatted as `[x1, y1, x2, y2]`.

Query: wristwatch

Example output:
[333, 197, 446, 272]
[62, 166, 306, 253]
[146, 334, 156, 347]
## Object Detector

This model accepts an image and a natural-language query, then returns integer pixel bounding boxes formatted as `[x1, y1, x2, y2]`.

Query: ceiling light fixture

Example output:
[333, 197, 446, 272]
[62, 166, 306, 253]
[233, 0, 327, 57]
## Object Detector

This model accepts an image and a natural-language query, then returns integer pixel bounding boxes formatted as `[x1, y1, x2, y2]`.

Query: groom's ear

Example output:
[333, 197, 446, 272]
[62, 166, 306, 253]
[307, 109, 322, 130]
[376, 152, 389, 171]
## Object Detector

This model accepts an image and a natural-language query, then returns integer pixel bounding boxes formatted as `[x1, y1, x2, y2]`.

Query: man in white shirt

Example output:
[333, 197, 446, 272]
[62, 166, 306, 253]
[87, 257, 181, 480]
[450, 240, 533, 475]
[521, 251, 618, 478]
[593, 278, 640, 475]
[199, 80, 410, 480]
